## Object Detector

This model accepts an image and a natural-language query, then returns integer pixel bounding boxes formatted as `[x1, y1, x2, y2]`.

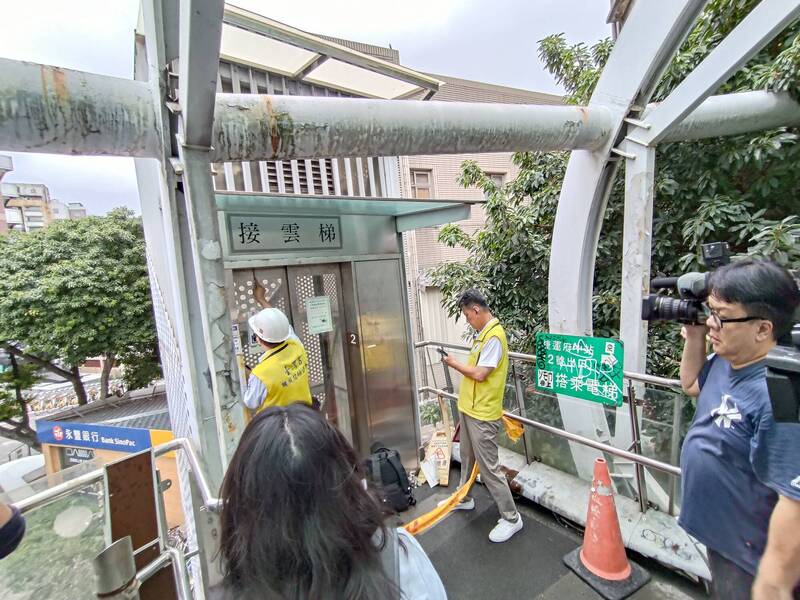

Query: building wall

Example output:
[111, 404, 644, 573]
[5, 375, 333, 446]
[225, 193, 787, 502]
[403, 152, 521, 271]
[0, 155, 12, 234]
[398, 76, 561, 353]
[1, 181, 85, 233]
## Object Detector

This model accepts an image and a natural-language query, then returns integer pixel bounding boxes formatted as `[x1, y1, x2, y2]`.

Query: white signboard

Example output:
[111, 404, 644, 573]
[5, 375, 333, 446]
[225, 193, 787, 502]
[305, 296, 333, 334]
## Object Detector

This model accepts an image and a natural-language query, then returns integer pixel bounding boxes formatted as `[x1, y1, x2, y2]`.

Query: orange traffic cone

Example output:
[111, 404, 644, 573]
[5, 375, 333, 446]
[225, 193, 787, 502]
[563, 458, 650, 600]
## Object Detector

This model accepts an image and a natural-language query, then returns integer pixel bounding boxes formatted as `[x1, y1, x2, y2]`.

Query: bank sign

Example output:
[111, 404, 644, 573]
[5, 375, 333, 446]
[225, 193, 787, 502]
[37, 420, 153, 453]
[534, 333, 624, 407]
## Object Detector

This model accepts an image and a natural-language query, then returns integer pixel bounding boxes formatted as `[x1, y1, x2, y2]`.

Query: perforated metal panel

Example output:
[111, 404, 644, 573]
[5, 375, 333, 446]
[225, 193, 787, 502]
[323, 273, 339, 311]
[292, 274, 325, 404]
[231, 268, 289, 368]
[146, 266, 201, 591]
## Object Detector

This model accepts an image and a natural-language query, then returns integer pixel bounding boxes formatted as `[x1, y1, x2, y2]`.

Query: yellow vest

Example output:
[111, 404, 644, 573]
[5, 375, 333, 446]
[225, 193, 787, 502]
[251, 338, 313, 411]
[457, 318, 509, 422]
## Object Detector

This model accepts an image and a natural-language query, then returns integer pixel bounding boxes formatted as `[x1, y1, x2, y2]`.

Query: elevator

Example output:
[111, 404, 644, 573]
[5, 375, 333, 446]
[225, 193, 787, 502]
[219, 192, 476, 469]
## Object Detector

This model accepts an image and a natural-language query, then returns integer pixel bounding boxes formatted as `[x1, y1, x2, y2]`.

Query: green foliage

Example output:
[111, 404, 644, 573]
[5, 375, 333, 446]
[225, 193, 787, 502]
[431, 2, 800, 377]
[0, 362, 39, 421]
[419, 401, 443, 426]
[0, 208, 162, 388]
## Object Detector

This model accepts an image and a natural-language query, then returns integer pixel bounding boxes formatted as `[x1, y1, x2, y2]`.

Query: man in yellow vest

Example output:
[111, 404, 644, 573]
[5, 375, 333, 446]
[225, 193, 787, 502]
[441, 289, 522, 543]
[242, 307, 312, 412]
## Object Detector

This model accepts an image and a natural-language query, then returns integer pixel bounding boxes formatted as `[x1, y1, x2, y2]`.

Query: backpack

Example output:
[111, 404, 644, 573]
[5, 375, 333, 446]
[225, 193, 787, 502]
[365, 445, 416, 513]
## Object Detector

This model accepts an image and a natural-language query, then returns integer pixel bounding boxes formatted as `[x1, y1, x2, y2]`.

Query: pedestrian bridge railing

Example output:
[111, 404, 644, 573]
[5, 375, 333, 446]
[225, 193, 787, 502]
[414, 339, 689, 516]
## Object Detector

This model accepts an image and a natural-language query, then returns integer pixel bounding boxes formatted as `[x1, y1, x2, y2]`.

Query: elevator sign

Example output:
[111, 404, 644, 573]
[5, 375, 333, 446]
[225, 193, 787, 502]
[228, 215, 342, 253]
[534, 333, 624, 406]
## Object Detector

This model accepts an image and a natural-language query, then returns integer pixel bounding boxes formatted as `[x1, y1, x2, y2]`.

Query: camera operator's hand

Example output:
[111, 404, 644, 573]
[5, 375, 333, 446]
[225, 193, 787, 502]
[681, 324, 708, 341]
[680, 324, 709, 397]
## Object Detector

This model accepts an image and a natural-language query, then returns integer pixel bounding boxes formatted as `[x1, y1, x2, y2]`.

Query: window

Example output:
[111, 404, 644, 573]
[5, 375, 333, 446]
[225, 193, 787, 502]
[410, 170, 432, 199]
[485, 173, 505, 199]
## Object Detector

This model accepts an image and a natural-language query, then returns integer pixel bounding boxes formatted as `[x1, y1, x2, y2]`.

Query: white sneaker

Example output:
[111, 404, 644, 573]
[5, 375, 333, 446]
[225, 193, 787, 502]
[489, 515, 523, 542]
[438, 497, 475, 511]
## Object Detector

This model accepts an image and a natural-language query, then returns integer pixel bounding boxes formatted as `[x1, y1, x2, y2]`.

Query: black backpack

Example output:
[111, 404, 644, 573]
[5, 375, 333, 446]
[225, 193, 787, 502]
[364, 445, 416, 513]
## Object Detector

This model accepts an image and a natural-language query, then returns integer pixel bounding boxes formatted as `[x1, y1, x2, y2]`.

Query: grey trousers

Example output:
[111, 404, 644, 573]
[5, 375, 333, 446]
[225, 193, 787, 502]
[459, 412, 518, 522]
[707, 549, 800, 600]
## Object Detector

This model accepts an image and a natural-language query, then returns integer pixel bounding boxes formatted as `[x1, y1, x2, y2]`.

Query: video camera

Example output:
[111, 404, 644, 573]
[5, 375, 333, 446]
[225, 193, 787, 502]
[640, 241, 731, 325]
[641, 241, 800, 422]
[766, 325, 800, 424]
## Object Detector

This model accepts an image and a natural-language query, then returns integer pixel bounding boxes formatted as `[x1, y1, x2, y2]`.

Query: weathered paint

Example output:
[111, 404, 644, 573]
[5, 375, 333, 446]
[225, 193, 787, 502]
[210, 94, 613, 162]
[2, 57, 798, 162]
[0, 58, 160, 157]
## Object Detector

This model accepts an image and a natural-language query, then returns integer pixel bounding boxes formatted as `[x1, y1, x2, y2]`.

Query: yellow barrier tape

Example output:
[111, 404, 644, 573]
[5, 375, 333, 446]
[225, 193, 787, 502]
[404, 463, 479, 536]
[502, 415, 524, 442]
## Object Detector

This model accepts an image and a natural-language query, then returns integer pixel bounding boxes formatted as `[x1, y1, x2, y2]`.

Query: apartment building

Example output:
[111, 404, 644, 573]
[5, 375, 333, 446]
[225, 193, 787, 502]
[0, 156, 87, 233]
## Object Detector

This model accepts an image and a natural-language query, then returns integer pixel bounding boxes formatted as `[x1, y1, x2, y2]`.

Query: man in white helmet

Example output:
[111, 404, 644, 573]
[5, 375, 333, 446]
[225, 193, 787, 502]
[242, 307, 313, 412]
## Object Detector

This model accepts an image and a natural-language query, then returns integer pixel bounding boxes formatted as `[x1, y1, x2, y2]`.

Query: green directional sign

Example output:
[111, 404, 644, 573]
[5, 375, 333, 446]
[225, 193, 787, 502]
[534, 333, 624, 407]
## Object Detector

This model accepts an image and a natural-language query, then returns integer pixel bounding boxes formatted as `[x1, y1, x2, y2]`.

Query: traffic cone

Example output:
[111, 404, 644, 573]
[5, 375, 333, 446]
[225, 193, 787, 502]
[563, 458, 650, 600]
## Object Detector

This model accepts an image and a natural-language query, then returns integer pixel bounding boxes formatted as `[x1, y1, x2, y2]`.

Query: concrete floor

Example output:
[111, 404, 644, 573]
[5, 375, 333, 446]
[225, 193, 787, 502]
[400, 468, 708, 600]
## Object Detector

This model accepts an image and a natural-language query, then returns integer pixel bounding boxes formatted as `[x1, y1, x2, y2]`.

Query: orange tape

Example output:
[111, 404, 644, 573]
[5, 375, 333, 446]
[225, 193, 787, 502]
[404, 463, 479, 536]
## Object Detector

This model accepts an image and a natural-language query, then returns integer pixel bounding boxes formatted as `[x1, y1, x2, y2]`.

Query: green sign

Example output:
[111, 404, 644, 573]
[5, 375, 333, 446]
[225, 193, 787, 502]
[534, 333, 624, 406]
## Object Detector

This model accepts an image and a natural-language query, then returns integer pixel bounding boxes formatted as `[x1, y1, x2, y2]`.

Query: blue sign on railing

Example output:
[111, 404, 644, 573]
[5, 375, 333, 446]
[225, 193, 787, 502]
[36, 420, 152, 453]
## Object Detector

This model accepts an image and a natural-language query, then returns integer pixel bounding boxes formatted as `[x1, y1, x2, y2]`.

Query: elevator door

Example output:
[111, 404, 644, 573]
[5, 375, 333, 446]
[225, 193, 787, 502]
[286, 265, 353, 443]
[353, 259, 417, 468]
[233, 265, 353, 444]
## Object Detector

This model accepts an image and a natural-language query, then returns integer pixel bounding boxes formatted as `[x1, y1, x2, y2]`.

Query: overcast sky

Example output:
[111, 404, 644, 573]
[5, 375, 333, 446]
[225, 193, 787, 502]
[0, 0, 610, 215]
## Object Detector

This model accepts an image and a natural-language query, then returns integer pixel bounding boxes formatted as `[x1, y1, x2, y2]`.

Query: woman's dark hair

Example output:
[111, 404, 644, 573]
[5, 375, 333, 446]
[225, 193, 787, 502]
[709, 258, 800, 340]
[457, 288, 489, 310]
[218, 403, 396, 600]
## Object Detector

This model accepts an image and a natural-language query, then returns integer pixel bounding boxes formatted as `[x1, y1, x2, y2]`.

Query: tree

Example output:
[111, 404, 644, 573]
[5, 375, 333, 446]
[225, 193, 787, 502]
[432, 0, 800, 376]
[0, 354, 41, 448]
[0, 208, 162, 411]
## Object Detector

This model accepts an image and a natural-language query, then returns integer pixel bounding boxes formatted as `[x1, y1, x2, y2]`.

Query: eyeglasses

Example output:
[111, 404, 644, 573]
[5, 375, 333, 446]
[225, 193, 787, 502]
[701, 303, 766, 329]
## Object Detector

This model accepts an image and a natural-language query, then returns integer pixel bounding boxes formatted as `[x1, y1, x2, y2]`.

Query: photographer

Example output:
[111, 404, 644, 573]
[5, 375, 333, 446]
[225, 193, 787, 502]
[678, 259, 800, 600]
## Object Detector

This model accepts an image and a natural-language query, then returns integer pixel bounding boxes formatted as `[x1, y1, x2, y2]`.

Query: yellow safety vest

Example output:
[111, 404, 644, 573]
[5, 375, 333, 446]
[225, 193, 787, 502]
[457, 318, 509, 422]
[251, 338, 313, 411]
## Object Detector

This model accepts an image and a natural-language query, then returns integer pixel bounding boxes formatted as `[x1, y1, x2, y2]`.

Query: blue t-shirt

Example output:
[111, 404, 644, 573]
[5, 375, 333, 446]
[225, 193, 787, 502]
[679, 354, 800, 575]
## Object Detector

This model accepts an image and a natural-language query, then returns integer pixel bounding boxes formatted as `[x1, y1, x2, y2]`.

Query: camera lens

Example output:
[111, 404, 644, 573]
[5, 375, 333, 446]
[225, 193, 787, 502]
[641, 295, 701, 324]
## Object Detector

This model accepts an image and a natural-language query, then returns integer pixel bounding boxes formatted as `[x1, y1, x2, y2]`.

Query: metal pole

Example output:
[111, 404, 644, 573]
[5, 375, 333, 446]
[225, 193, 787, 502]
[2, 57, 799, 160]
[668, 392, 684, 515]
[627, 386, 649, 512]
[210, 94, 613, 161]
[0, 58, 159, 157]
[418, 386, 682, 477]
[619, 139, 656, 374]
[416, 340, 685, 390]
[511, 362, 531, 464]
[659, 91, 800, 143]
[16, 438, 220, 514]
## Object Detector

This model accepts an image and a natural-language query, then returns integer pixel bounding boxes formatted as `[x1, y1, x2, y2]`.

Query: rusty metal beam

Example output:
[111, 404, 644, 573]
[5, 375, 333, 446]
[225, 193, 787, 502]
[659, 90, 800, 142]
[2, 58, 799, 161]
[209, 94, 613, 161]
[0, 58, 159, 157]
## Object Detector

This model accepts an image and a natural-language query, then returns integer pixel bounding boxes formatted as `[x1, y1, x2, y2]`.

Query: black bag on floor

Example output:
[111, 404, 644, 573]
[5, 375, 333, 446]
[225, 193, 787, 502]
[364, 445, 416, 513]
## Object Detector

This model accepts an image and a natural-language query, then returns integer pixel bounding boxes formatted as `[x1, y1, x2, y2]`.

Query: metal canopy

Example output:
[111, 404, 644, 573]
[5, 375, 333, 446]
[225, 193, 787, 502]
[214, 193, 477, 232]
[221, 6, 442, 99]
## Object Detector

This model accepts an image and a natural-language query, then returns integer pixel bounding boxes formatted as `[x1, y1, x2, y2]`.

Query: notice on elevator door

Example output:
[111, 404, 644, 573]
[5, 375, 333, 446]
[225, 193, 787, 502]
[306, 296, 333, 334]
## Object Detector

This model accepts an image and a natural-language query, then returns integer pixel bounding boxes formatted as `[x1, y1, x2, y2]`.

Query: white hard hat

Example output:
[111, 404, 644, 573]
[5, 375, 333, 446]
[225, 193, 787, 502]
[248, 308, 291, 344]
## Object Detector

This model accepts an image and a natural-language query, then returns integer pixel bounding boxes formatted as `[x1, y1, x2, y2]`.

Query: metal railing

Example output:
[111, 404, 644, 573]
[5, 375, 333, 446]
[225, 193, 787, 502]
[12, 437, 220, 600]
[16, 437, 220, 515]
[415, 339, 687, 514]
